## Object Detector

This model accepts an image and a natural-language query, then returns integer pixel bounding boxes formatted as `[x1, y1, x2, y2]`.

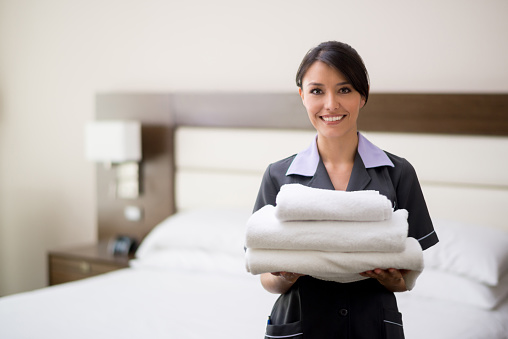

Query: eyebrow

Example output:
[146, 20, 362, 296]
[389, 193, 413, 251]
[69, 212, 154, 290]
[306, 81, 350, 87]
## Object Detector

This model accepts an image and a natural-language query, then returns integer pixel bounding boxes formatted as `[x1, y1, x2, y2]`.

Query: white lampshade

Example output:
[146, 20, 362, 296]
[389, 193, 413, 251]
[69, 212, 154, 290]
[85, 120, 142, 163]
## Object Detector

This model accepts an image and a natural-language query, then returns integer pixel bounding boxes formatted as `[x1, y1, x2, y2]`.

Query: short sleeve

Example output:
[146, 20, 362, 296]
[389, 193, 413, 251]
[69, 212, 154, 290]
[395, 159, 439, 250]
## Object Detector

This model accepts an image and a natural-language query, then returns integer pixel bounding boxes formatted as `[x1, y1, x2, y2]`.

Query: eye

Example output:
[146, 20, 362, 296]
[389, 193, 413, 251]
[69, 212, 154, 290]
[338, 87, 352, 94]
[309, 88, 323, 95]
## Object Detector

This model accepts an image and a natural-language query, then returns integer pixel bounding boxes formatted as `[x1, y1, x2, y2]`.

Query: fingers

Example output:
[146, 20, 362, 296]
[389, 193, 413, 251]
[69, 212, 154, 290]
[360, 268, 408, 292]
[359, 268, 402, 284]
[361, 268, 401, 278]
[271, 272, 304, 283]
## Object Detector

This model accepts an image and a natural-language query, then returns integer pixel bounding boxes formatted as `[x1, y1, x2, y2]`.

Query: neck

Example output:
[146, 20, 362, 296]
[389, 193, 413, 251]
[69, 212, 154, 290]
[317, 131, 358, 165]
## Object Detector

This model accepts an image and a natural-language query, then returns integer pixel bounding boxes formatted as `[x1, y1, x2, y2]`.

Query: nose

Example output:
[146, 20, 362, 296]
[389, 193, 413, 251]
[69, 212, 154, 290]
[325, 92, 339, 111]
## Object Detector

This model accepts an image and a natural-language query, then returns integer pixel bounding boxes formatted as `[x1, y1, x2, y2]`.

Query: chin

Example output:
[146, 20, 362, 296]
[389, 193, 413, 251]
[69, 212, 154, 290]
[317, 127, 357, 140]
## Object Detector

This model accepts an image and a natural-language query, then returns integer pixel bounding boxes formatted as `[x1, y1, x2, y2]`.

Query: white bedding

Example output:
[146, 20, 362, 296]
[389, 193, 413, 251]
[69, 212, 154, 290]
[0, 268, 278, 339]
[397, 292, 508, 339]
[0, 266, 507, 339]
[1, 208, 508, 339]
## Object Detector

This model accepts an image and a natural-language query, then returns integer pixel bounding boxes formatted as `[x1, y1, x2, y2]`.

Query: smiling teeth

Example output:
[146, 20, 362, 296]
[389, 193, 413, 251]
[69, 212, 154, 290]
[323, 115, 344, 122]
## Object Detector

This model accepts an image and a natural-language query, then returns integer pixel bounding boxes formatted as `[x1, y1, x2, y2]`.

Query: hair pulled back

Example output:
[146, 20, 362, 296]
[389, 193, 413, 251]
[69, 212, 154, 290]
[296, 41, 370, 104]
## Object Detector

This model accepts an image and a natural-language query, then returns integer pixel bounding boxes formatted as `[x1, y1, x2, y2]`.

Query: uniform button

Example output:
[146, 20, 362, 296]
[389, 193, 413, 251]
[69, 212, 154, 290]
[339, 309, 348, 316]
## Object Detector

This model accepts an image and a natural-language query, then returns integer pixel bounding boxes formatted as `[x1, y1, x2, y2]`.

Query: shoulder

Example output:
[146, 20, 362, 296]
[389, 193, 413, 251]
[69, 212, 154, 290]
[384, 151, 410, 168]
[261, 154, 297, 188]
[267, 154, 297, 175]
[384, 151, 418, 184]
[253, 154, 297, 212]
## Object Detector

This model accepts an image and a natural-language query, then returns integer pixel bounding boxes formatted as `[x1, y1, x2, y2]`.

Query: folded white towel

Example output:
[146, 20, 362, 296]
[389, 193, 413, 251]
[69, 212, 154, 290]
[245, 237, 424, 290]
[245, 205, 408, 253]
[275, 184, 393, 222]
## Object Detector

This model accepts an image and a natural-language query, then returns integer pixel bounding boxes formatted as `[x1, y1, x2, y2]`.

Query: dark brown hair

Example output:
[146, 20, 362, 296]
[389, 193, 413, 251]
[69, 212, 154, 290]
[296, 41, 370, 104]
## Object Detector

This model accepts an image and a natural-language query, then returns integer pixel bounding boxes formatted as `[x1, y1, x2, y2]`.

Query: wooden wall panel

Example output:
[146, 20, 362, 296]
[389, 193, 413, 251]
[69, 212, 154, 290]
[169, 92, 508, 135]
[95, 93, 175, 242]
[360, 93, 508, 136]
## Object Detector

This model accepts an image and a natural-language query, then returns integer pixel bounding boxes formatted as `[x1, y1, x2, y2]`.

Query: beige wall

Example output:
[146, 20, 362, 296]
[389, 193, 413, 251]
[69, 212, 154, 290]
[1, 0, 507, 296]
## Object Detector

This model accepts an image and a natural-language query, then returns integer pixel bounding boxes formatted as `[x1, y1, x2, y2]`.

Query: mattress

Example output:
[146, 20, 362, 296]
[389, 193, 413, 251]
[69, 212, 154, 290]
[0, 267, 278, 339]
[0, 266, 507, 339]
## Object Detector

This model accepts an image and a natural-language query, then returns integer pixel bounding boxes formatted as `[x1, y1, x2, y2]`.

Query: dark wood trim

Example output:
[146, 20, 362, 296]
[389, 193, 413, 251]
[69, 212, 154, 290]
[170, 92, 310, 130]
[359, 93, 508, 136]
[169, 92, 508, 136]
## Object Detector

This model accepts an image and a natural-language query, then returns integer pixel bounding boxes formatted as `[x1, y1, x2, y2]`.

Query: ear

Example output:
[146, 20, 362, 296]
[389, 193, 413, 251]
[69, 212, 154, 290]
[360, 96, 366, 109]
[298, 87, 304, 103]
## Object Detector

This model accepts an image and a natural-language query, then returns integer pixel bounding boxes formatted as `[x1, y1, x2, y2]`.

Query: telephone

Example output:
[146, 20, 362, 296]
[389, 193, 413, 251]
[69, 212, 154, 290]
[108, 235, 138, 256]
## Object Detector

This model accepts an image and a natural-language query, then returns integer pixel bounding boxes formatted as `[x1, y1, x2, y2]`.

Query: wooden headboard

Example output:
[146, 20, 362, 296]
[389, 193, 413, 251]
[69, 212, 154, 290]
[169, 92, 508, 136]
[95, 92, 508, 241]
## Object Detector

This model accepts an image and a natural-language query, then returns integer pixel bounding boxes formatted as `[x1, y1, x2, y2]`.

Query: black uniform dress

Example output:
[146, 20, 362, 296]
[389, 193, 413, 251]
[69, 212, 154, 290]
[254, 135, 439, 339]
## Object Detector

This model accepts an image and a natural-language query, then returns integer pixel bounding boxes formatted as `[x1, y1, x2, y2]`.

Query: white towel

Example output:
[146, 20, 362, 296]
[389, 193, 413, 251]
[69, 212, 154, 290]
[245, 205, 408, 253]
[245, 237, 424, 290]
[275, 184, 393, 222]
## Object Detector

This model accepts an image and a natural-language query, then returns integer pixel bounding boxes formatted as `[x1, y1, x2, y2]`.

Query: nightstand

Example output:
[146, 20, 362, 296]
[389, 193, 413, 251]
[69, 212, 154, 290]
[48, 241, 134, 286]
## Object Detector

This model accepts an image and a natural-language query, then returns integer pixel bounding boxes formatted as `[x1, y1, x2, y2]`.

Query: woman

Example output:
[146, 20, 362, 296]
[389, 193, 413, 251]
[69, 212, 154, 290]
[253, 41, 439, 338]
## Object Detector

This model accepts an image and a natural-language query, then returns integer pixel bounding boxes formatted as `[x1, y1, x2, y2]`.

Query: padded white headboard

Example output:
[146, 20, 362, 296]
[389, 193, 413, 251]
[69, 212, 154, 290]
[175, 126, 508, 231]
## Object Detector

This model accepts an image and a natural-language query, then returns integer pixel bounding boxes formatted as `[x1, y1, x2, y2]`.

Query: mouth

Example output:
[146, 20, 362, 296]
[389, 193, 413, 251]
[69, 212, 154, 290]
[321, 115, 346, 122]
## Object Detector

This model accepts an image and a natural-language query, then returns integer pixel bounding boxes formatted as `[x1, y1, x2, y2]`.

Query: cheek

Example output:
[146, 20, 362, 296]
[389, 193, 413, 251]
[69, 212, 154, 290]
[304, 99, 322, 116]
[345, 98, 363, 115]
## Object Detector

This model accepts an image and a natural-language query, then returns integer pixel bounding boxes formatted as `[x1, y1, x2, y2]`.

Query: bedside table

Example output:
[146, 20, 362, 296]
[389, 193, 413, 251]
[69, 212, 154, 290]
[48, 241, 134, 286]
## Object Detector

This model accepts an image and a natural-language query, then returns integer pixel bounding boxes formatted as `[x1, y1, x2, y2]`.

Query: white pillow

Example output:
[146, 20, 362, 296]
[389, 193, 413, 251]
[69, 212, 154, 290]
[424, 219, 508, 285]
[411, 269, 508, 310]
[135, 207, 251, 259]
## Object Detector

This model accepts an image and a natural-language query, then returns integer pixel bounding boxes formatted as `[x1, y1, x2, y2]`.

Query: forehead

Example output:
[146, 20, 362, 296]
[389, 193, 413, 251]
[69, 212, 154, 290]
[302, 61, 347, 85]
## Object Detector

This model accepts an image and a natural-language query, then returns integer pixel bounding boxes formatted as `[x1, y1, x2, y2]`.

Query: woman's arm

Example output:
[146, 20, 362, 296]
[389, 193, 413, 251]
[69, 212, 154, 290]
[260, 272, 305, 294]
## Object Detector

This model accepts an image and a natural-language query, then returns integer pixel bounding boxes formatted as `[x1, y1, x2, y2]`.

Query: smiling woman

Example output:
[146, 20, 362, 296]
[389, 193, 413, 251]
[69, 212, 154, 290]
[298, 61, 365, 144]
[253, 41, 439, 339]
[296, 42, 369, 191]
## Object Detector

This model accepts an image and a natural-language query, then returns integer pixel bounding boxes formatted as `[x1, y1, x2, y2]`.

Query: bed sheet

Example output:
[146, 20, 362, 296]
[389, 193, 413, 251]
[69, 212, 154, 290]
[0, 268, 278, 339]
[1, 266, 507, 339]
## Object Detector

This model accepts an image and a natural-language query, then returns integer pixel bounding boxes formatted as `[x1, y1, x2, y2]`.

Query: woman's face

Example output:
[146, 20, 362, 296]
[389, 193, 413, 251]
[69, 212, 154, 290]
[299, 61, 365, 140]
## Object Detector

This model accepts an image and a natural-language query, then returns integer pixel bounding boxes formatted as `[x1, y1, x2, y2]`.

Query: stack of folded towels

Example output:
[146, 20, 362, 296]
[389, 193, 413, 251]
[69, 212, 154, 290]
[245, 184, 424, 290]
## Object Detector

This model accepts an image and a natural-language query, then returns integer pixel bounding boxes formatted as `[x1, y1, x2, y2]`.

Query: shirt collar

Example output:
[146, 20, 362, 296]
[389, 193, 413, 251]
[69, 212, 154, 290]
[286, 132, 394, 176]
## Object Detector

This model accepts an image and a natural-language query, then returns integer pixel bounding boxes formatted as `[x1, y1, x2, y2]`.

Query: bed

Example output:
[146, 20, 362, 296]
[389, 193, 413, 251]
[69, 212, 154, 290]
[1, 92, 508, 338]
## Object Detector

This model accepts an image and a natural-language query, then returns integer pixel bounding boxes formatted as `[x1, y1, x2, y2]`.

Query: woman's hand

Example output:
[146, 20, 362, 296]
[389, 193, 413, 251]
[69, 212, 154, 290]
[260, 272, 305, 294]
[271, 271, 304, 283]
[360, 268, 409, 292]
